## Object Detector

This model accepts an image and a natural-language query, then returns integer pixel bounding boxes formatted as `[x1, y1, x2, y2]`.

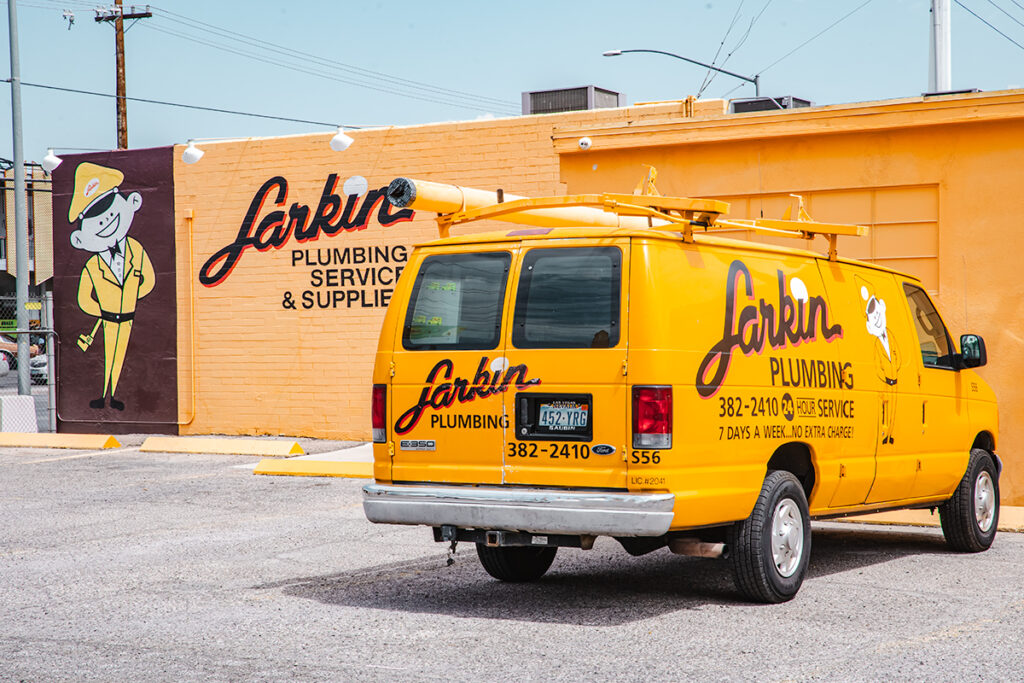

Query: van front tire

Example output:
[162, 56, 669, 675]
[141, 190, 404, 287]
[939, 448, 999, 552]
[728, 470, 811, 603]
[475, 544, 557, 582]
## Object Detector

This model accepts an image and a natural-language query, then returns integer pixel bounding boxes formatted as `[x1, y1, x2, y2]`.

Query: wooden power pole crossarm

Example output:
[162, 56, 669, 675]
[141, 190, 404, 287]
[94, 2, 152, 149]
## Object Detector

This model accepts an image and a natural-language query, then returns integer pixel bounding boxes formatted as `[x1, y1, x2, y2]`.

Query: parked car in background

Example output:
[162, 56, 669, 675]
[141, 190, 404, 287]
[0, 333, 41, 371]
[30, 354, 48, 385]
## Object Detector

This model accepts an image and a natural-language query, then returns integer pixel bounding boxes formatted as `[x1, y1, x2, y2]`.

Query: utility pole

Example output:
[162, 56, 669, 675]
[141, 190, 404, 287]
[929, 0, 951, 92]
[95, 2, 151, 149]
[7, 0, 30, 394]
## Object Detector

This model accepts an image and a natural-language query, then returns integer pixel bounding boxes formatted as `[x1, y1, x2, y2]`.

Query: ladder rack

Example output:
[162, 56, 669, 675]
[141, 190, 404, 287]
[435, 191, 868, 261]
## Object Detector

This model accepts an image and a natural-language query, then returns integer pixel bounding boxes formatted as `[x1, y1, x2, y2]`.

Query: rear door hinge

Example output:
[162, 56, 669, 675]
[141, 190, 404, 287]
[389, 361, 396, 377]
[621, 358, 628, 376]
[387, 441, 395, 456]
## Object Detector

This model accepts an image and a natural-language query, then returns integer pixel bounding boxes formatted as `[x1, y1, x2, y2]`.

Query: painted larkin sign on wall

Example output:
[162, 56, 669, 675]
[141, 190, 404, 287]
[52, 148, 178, 433]
[198, 173, 414, 310]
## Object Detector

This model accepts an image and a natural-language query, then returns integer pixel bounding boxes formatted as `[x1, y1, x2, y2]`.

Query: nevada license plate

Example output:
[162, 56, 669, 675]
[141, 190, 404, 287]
[538, 401, 589, 430]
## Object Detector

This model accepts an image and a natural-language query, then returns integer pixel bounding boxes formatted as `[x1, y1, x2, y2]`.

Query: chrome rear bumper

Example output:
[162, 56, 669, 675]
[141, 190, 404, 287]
[362, 483, 675, 537]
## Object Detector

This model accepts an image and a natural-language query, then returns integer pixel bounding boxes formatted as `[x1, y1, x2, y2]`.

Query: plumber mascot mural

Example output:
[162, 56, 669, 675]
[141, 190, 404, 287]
[67, 161, 155, 411]
[858, 277, 901, 445]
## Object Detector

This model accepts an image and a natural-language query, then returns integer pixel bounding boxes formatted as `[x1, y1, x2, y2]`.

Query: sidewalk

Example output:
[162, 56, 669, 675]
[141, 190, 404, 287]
[845, 507, 1024, 533]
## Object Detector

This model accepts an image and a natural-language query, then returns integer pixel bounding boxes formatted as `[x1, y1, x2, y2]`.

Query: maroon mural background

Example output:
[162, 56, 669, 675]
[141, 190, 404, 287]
[51, 147, 178, 434]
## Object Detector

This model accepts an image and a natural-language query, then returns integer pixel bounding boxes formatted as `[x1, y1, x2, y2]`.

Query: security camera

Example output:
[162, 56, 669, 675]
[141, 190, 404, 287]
[578, 137, 592, 151]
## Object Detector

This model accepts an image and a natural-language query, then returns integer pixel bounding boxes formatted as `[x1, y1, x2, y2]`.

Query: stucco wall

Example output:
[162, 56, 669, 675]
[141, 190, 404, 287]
[170, 104, 686, 440]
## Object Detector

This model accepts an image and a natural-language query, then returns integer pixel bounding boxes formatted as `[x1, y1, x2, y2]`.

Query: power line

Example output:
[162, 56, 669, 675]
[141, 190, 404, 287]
[759, 0, 876, 74]
[699, 0, 746, 96]
[955, 0, 1024, 50]
[701, 0, 774, 96]
[147, 5, 517, 112]
[984, 0, 1024, 30]
[7, 0, 519, 114]
[141, 22, 518, 116]
[1, 79, 365, 128]
[727, 0, 774, 59]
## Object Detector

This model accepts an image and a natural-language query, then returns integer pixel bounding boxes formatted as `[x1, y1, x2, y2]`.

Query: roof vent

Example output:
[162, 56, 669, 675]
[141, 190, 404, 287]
[730, 96, 813, 114]
[522, 86, 623, 115]
[922, 88, 981, 97]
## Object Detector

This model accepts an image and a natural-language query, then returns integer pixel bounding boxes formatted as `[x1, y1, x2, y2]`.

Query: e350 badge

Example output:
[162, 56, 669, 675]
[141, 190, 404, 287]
[400, 439, 436, 451]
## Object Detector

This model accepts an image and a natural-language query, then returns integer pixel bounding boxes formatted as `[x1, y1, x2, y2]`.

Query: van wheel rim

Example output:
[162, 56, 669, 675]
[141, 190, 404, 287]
[975, 471, 996, 533]
[771, 498, 804, 578]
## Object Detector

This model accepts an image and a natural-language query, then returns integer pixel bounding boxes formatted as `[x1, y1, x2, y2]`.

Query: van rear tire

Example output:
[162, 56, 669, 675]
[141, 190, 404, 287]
[728, 470, 811, 603]
[939, 448, 999, 552]
[475, 543, 557, 582]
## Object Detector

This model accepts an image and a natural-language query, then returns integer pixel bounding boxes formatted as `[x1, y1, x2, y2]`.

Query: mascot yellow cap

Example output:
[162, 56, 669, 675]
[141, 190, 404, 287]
[68, 162, 124, 222]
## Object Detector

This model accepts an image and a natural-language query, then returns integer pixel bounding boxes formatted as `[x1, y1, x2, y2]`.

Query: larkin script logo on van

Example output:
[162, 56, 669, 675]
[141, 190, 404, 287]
[199, 174, 415, 287]
[697, 260, 843, 398]
[394, 356, 540, 435]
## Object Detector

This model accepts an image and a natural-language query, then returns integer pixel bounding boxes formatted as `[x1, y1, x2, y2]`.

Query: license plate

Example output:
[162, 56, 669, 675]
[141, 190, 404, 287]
[538, 402, 589, 431]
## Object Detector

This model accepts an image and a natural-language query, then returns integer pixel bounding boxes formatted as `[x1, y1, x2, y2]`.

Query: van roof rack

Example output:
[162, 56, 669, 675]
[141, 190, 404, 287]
[437, 195, 867, 263]
[392, 169, 868, 261]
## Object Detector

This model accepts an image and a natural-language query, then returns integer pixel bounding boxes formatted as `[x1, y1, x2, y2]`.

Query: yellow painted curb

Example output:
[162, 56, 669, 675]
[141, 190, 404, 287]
[844, 506, 1024, 533]
[254, 459, 373, 478]
[140, 437, 304, 457]
[0, 433, 121, 449]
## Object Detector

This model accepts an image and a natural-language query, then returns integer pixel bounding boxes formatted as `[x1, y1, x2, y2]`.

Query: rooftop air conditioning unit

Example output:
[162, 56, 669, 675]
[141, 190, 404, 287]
[522, 86, 624, 115]
[730, 96, 813, 114]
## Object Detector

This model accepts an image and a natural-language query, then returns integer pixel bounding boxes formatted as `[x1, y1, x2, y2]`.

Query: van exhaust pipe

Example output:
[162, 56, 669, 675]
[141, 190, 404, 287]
[668, 538, 727, 559]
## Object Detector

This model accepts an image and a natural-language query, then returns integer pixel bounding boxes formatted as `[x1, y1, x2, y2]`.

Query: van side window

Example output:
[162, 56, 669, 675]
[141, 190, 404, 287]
[902, 283, 955, 369]
[512, 247, 621, 349]
[402, 252, 510, 350]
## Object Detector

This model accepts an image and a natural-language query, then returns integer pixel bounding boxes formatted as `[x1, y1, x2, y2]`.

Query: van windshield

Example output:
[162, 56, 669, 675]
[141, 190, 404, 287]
[402, 252, 510, 350]
[512, 247, 621, 349]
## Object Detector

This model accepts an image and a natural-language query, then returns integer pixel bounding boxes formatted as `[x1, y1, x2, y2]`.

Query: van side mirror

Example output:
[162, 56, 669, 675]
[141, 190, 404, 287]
[959, 334, 987, 369]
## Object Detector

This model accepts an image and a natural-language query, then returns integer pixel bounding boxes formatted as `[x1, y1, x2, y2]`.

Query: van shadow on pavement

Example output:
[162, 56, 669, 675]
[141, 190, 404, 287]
[255, 524, 949, 626]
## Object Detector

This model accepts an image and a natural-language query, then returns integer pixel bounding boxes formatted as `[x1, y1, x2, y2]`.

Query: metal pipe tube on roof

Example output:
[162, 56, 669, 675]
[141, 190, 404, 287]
[386, 177, 667, 230]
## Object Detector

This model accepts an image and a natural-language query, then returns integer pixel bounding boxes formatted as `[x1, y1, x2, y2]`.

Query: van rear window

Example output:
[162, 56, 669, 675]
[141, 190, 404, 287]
[402, 252, 510, 350]
[512, 247, 621, 349]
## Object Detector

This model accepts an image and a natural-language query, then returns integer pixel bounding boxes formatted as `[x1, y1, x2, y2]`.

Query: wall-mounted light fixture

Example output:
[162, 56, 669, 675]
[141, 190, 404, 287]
[41, 148, 62, 173]
[329, 127, 354, 152]
[181, 140, 205, 165]
[182, 127, 356, 165]
[37, 147, 109, 173]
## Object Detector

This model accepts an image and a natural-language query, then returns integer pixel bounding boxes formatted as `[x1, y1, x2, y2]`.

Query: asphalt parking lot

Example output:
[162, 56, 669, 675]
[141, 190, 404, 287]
[2, 443, 1023, 681]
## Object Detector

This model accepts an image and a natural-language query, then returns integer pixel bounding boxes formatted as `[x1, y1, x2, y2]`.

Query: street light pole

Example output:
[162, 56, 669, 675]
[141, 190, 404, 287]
[7, 0, 30, 394]
[603, 48, 760, 97]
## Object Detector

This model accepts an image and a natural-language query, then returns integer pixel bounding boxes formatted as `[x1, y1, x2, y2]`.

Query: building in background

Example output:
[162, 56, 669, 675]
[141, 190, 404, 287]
[1, 163, 53, 330]
[36, 89, 1024, 503]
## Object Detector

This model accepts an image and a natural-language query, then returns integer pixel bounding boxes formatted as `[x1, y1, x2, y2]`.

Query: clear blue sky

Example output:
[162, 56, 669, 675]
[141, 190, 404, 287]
[1, 0, 1022, 160]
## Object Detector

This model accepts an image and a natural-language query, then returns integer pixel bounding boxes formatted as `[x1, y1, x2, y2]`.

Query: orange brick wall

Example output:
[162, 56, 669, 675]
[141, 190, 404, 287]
[171, 104, 688, 440]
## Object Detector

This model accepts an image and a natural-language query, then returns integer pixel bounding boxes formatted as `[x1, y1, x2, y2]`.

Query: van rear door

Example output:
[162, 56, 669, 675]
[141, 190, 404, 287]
[501, 241, 630, 489]
[389, 248, 514, 485]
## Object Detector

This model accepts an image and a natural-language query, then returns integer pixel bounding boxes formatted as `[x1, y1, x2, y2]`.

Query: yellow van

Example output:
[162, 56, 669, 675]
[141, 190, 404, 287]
[363, 176, 1000, 603]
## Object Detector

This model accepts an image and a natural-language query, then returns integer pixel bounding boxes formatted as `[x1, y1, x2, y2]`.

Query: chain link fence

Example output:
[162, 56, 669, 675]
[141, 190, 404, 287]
[0, 294, 54, 432]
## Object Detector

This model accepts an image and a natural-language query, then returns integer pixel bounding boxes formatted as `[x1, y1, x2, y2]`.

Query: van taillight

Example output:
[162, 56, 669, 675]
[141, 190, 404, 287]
[632, 386, 672, 449]
[372, 384, 387, 443]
